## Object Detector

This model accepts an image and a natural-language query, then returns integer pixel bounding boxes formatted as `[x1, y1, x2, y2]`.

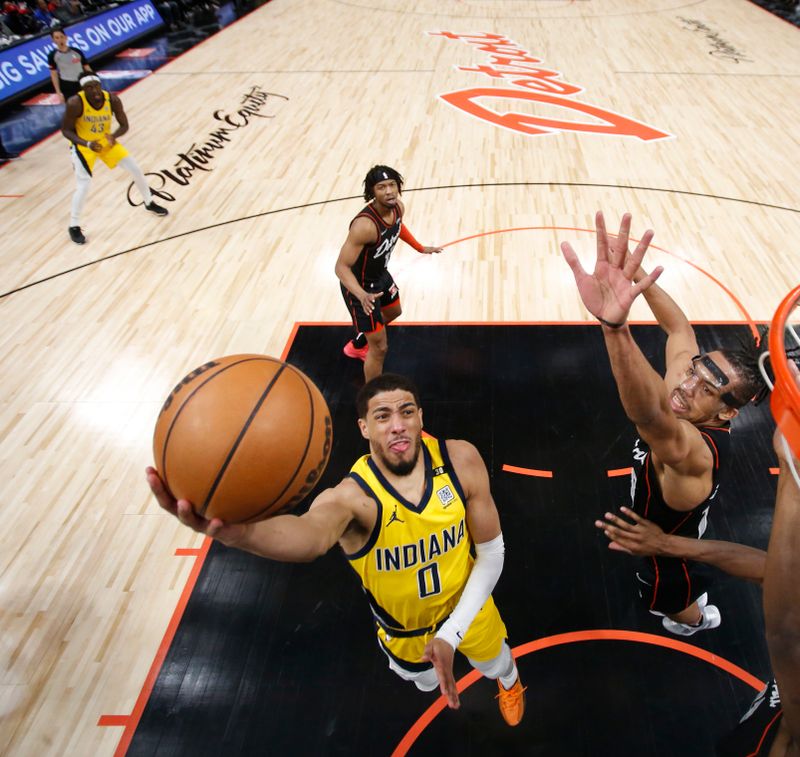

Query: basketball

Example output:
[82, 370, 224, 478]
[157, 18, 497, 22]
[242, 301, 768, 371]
[153, 354, 333, 523]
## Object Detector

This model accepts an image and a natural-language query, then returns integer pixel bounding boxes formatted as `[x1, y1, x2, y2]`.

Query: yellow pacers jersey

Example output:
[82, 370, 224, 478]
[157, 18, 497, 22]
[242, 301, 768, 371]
[76, 89, 113, 142]
[74, 90, 128, 170]
[346, 436, 473, 634]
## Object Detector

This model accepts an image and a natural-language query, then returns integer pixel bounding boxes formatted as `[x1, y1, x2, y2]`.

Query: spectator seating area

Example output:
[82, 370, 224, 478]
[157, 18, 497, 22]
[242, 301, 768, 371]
[0, 0, 241, 47]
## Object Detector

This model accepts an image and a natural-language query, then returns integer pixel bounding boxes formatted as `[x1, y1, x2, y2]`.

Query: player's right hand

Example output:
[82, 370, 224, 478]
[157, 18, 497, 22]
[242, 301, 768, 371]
[145, 466, 247, 545]
[422, 638, 459, 709]
[595, 506, 668, 556]
[88, 140, 102, 152]
[359, 291, 383, 315]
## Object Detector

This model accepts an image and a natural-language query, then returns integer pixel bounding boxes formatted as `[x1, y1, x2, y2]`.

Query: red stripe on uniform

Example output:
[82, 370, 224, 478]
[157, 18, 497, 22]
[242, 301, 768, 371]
[746, 709, 783, 757]
[649, 556, 660, 611]
[682, 561, 692, 610]
[668, 511, 694, 535]
[699, 431, 720, 470]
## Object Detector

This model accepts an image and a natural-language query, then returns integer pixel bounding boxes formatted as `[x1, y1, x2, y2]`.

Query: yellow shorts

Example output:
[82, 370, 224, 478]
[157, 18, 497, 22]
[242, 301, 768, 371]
[75, 139, 129, 172]
[377, 594, 508, 669]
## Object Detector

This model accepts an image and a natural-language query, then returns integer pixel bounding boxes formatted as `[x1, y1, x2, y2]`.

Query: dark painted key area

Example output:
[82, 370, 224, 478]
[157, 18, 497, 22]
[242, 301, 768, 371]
[130, 324, 776, 756]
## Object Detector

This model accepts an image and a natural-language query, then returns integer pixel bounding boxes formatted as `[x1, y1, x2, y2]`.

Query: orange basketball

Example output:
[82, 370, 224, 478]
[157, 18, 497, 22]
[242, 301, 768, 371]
[153, 354, 333, 523]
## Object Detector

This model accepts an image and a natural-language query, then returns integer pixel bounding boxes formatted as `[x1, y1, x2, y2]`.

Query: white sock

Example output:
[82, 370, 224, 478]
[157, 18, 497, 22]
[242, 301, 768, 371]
[70, 175, 91, 226]
[498, 663, 519, 690]
[119, 156, 153, 205]
[70, 147, 92, 226]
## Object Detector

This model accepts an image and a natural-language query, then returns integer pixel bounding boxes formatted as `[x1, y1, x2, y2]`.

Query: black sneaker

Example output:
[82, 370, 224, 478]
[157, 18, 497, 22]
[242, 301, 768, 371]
[145, 201, 169, 216]
[69, 226, 86, 245]
[0, 150, 19, 161]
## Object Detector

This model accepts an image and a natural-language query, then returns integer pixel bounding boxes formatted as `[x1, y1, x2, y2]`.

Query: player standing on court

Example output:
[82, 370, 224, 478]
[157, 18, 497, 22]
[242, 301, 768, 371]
[61, 73, 168, 245]
[561, 211, 766, 635]
[147, 373, 526, 725]
[336, 165, 442, 381]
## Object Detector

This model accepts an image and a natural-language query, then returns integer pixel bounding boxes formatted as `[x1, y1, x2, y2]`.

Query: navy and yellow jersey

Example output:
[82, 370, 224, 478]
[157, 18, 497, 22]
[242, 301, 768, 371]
[72, 90, 128, 172]
[75, 89, 113, 143]
[348, 203, 403, 286]
[345, 436, 473, 635]
[630, 424, 731, 536]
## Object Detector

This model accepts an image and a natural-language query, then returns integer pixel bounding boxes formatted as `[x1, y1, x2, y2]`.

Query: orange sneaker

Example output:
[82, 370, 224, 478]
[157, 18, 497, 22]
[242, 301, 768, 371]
[496, 678, 526, 726]
[343, 341, 369, 361]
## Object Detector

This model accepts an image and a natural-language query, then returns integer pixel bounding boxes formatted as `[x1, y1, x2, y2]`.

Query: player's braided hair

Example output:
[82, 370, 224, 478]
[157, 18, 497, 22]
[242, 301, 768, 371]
[363, 165, 404, 202]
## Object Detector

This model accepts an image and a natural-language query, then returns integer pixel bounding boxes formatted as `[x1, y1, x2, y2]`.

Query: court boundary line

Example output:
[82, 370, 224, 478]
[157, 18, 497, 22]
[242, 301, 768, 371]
[4, 186, 797, 299]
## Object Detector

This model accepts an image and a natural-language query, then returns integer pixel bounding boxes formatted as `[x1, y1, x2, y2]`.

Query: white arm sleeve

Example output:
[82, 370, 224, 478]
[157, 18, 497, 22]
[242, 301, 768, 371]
[435, 532, 504, 650]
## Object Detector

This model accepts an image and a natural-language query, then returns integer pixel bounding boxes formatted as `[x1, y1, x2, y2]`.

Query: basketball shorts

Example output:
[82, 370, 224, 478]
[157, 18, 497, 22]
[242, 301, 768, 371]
[73, 139, 129, 174]
[376, 594, 508, 675]
[341, 269, 400, 335]
[61, 79, 82, 99]
[716, 679, 783, 756]
[635, 556, 711, 615]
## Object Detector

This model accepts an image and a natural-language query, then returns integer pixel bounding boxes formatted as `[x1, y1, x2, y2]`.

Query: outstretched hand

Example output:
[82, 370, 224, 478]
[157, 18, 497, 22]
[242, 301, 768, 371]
[421, 638, 459, 709]
[145, 466, 247, 546]
[594, 506, 668, 556]
[561, 211, 663, 325]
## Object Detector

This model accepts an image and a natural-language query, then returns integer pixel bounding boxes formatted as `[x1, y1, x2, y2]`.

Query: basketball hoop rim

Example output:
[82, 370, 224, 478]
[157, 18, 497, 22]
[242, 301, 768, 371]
[769, 285, 800, 394]
[769, 284, 800, 459]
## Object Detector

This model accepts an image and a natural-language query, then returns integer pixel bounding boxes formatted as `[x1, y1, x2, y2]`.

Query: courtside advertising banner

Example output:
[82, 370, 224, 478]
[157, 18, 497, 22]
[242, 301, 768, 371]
[0, 0, 163, 104]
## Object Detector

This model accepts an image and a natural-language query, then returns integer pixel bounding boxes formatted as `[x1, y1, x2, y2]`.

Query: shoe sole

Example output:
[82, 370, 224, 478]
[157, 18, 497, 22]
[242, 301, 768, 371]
[342, 346, 368, 361]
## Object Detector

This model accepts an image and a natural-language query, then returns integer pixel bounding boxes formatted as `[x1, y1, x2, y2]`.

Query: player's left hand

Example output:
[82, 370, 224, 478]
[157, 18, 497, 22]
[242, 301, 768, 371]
[595, 506, 668, 556]
[421, 245, 443, 254]
[421, 638, 459, 709]
[561, 211, 663, 326]
[106, 134, 116, 147]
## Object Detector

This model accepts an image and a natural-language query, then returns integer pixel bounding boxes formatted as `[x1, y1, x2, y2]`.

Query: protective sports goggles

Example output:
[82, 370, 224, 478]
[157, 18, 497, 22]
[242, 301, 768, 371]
[688, 354, 743, 408]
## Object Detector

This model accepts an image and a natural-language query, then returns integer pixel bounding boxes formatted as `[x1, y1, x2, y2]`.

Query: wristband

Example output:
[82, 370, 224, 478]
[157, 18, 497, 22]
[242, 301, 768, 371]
[435, 618, 462, 651]
[598, 316, 626, 329]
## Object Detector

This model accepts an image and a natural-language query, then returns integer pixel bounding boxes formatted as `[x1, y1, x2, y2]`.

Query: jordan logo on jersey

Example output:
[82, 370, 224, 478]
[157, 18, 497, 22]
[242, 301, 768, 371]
[386, 505, 405, 527]
[436, 485, 455, 508]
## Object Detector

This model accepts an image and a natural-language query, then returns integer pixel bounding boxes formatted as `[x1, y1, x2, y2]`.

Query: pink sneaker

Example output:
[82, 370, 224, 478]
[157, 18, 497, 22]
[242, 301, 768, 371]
[343, 341, 369, 361]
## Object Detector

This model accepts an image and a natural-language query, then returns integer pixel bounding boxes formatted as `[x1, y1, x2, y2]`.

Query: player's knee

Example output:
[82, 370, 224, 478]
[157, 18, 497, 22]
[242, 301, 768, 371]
[468, 641, 513, 679]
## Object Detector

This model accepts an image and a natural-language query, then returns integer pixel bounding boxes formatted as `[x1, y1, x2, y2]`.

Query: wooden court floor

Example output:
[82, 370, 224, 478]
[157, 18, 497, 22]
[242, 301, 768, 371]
[0, 1, 798, 754]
